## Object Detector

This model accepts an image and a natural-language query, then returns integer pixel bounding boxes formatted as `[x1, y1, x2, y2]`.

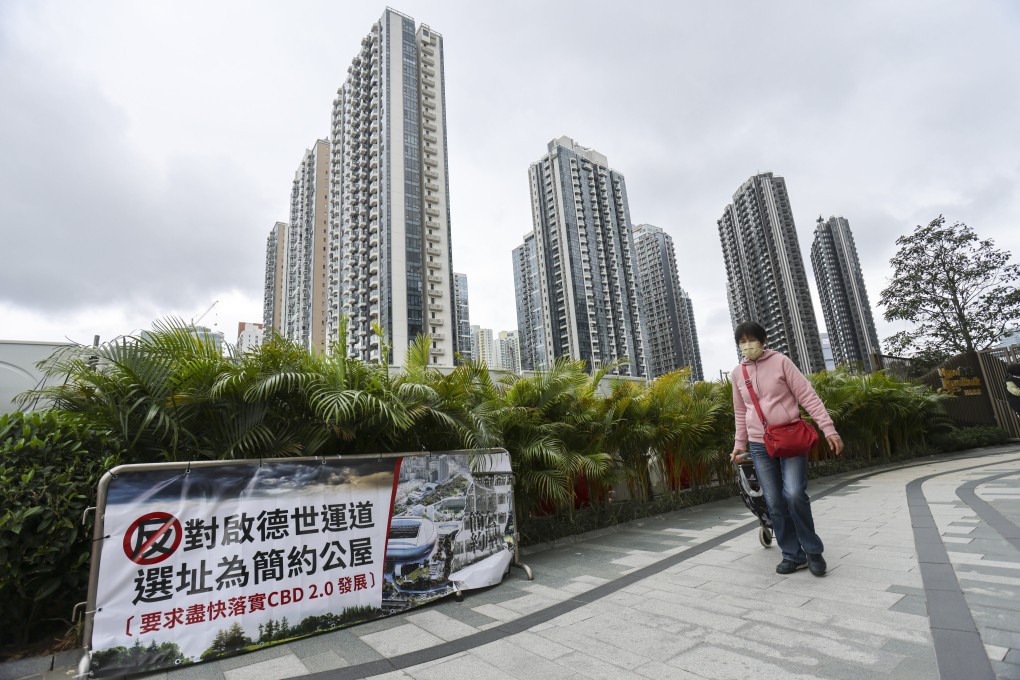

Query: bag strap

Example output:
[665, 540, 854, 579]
[741, 363, 767, 427]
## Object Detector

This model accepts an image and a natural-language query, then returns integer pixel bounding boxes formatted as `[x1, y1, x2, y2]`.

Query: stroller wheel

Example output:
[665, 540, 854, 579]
[759, 526, 773, 548]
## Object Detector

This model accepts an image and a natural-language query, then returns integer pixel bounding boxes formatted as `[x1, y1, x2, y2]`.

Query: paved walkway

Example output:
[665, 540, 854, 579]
[8, 446, 1020, 680]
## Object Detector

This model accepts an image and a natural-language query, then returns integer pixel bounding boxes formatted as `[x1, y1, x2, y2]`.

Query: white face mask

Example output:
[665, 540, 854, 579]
[739, 340, 764, 361]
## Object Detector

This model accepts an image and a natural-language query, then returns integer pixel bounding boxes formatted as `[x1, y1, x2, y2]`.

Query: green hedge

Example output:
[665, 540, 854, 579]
[931, 426, 1011, 452]
[0, 411, 121, 650]
[519, 484, 739, 547]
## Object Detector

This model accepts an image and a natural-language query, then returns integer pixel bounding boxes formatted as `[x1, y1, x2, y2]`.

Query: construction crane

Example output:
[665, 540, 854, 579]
[191, 300, 219, 326]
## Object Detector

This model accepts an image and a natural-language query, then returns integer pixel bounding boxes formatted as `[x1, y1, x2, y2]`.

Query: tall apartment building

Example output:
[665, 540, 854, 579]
[497, 331, 522, 374]
[277, 140, 331, 352]
[819, 332, 836, 371]
[471, 325, 496, 367]
[513, 137, 646, 376]
[327, 9, 456, 366]
[632, 224, 704, 381]
[263, 221, 288, 334]
[512, 232, 546, 371]
[718, 172, 825, 374]
[237, 322, 265, 354]
[810, 216, 881, 372]
[453, 272, 472, 364]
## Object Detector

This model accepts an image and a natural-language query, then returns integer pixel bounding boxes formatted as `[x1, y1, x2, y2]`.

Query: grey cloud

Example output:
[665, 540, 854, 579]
[3, 0, 1019, 375]
[0, 39, 268, 314]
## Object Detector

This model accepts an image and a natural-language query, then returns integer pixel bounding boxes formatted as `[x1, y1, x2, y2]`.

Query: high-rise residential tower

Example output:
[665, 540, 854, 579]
[284, 140, 330, 352]
[497, 330, 522, 374]
[513, 137, 646, 376]
[810, 216, 881, 372]
[327, 9, 456, 366]
[718, 172, 825, 374]
[453, 272, 472, 364]
[471, 325, 496, 367]
[632, 224, 704, 381]
[264, 221, 288, 335]
[512, 232, 546, 371]
[237, 322, 265, 354]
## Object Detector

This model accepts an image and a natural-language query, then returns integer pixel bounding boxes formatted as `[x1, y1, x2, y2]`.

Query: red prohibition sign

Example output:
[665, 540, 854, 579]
[123, 512, 183, 565]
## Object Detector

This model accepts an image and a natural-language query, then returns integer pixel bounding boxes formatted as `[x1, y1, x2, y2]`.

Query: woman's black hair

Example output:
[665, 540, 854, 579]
[1007, 363, 1020, 377]
[734, 321, 767, 345]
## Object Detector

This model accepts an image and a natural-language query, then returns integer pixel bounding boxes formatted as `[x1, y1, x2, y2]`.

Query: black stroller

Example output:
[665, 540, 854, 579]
[735, 456, 773, 547]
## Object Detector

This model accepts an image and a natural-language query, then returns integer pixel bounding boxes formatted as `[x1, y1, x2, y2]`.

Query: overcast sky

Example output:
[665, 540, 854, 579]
[2, 0, 1018, 378]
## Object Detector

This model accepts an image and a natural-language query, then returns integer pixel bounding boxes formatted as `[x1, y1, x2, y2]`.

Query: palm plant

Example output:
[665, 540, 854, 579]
[647, 372, 729, 492]
[598, 378, 654, 501]
[24, 318, 237, 461]
[482, 359, 611, 516]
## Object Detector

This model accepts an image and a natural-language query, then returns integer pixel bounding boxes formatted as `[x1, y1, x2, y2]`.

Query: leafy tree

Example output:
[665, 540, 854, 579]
[201, 622, 253, 659]
[879, 215, 1020, 364]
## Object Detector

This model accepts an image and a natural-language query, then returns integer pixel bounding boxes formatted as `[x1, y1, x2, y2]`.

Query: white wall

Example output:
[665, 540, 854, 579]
[0, 340, 73, 413]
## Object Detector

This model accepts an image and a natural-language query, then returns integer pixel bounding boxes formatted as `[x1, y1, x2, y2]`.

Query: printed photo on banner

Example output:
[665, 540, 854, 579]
[385, 454, 514, 612]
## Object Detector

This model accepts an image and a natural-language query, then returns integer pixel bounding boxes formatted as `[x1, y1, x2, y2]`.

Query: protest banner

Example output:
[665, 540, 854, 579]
[80, 449, 516, 677]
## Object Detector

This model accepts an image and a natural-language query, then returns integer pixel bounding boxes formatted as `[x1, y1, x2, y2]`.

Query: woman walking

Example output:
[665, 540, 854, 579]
[729, 321, 843, 576]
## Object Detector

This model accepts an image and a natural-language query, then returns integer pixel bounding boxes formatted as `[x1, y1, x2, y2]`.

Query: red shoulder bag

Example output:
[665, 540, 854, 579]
[741, 364, 818, 458]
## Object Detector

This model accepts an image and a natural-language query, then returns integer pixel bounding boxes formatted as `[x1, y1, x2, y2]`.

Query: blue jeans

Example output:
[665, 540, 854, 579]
[750, 441, 823, 562]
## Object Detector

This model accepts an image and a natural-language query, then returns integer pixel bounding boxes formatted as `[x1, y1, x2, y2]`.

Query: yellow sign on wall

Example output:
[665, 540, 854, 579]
[938, 367, 983, 396]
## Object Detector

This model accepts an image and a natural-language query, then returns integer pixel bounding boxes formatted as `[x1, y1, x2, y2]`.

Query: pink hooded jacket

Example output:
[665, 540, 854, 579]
[731, 349, 837, 450]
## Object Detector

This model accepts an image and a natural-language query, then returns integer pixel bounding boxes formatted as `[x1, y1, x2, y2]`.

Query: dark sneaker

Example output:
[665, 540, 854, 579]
[776, 559, 807, 575]
[806, 553, 827, 577]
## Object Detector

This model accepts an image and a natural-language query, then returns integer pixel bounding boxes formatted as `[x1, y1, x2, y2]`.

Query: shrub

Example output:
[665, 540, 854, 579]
[930, 426, 1011, 452]
[0, 411, 121, 651]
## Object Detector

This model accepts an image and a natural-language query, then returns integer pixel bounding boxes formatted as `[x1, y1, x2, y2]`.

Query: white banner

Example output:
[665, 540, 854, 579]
[85, 451, 514, 677]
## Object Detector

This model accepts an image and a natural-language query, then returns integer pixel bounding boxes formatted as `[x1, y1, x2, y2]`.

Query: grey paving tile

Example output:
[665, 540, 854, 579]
[403, 653, 514, 680]
[887, 654, 940, 680]
[631, 660, 704, 679]
[298, 651, 347, 673]
[666, 644, 822, 679]
[467, 639, 580, 680]
[288, 632, 349, 659]
[359, 624, 446, 658]
[550, 651, 650, 680]
[991, 660, 1020, 680]
[971, 604, 1020, 633]
[538, 627, 650, 670]
[353, 615, 413, 636]
[567, 613, 700, 661]
[927, 589, 978, 632]
[0, 657, 50, 680]
[222, 654, 306, 680]
[889, 591, 930, 619]
[217, 645, 290, 671]
[504, 631, 574, 660]
[880, 637, 933, 658]
[739, 621, 903, 671]
[327, 630, 387, 665]
[631, 598, 748, 634]
[919, 561, 962, 591]
[166, 660, 226, 679]
[360, 670, 413, 680]
[402, 610, 479, 642]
